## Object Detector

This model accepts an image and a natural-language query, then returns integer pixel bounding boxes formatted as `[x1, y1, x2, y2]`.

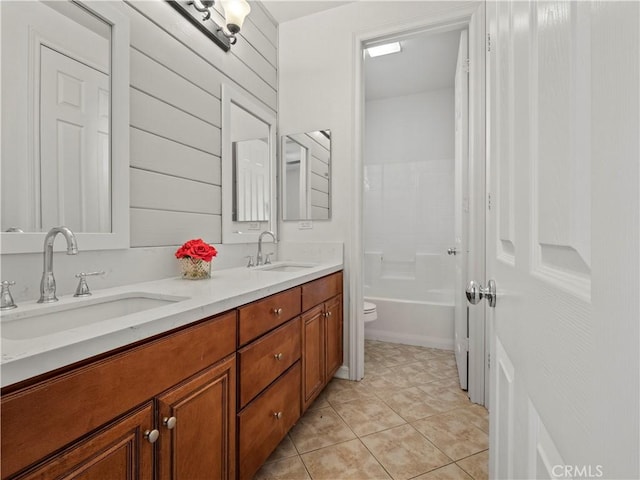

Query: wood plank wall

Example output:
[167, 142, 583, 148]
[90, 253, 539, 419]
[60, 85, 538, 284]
[124, 1, 277, 247]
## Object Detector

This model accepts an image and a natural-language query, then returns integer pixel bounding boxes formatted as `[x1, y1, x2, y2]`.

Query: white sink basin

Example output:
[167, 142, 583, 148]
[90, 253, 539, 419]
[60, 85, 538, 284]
[258, 262, 317, 273]
[1, 292, 189, 340]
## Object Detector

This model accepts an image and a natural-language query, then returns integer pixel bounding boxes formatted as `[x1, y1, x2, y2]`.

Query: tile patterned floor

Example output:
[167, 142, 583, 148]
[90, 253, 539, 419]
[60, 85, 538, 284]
[254, 340, 489, 480]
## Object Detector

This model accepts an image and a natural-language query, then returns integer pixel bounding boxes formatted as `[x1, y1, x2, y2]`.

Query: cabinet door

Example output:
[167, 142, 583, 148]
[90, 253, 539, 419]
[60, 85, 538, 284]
[301, 305, 325, 410]
[325, 295, 343, 379]
[156, 355, 236, 480]
[15, 403, 154, 480]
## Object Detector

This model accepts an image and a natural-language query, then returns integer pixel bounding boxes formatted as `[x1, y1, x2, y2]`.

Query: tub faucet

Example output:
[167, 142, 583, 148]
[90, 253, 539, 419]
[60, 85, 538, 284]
[38, 226, 78, 303]
[256, 231, 276, 266]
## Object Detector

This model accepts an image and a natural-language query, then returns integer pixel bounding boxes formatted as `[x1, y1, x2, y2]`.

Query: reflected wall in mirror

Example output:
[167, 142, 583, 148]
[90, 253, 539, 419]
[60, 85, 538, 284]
[281, 130, 331, 221]
[1, 1, 130, 253]
[221, 85, 276, 244]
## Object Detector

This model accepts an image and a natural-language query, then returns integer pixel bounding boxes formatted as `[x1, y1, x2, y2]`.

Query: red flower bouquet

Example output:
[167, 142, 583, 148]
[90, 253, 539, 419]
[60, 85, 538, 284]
[175, 239, 218, 279]
[175, 238, 218, 262]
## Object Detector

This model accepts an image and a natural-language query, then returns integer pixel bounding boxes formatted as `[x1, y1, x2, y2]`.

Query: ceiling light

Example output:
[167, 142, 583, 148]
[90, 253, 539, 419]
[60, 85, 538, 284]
[366, 42, 402, 58]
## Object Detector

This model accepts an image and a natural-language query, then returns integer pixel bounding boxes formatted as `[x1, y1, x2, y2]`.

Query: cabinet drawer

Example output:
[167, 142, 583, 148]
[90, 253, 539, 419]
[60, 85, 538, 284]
[301, 271, 343, 311]
[238, 287, 301, 346]
[238, 317, 301, 408]
[237, 362, 301, 480]
[1, 312, 237, 479]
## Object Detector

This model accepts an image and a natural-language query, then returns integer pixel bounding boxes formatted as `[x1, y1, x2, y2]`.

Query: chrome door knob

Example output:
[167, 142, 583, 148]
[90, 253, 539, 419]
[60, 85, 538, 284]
[447, 247, 458, 255]
[465, 280, 497, 307]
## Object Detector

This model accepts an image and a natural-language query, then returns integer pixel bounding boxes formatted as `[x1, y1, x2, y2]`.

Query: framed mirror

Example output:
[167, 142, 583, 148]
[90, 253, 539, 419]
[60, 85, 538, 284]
[221, 85, 276, 243]
[0, 1, 130, 254]
[281, 130, 331, 221]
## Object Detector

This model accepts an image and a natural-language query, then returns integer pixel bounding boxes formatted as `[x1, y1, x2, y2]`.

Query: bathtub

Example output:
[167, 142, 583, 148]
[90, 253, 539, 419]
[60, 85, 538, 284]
[364, 287, 455, 350]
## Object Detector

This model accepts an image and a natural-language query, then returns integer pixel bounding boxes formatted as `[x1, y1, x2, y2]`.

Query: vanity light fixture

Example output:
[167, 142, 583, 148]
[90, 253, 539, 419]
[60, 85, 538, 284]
[366, 41, 402, 58]
[167, 0, 250, 52]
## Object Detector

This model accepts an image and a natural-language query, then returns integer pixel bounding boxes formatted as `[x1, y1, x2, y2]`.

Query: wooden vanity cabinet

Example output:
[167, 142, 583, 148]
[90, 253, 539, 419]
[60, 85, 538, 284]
[12, 403, 155, 480]
[325, 294, 344, 379]
[301, 272, 344, 411]
[301, 305, 325, 408]
[156, 355, 236, 480]
[236, 289, 303, 480]
[1, 312, 237, 480]
[2, 270, 343, 480]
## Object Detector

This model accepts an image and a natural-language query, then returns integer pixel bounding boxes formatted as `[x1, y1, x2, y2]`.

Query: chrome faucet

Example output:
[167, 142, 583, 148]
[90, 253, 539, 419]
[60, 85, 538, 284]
[38, 226, 78, 303]
[256, 231, 276, 266]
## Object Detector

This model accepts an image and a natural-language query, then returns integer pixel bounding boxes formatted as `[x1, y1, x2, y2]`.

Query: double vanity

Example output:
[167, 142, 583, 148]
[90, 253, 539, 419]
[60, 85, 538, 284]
[0, 261, 343, 479]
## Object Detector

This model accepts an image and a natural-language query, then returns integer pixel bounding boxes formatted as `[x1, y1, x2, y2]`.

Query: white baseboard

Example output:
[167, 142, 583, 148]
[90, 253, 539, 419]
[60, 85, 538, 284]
[364, 328, 454, 351]
[332, 365, 350, 380]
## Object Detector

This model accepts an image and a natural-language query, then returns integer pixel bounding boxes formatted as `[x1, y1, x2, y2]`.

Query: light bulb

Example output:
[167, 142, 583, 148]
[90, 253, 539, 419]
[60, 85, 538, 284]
[220, 0, 251, 34]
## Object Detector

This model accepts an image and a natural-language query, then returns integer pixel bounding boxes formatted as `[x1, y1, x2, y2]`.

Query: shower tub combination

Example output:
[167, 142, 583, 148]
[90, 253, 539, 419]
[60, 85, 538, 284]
[363, 252, 455, 350]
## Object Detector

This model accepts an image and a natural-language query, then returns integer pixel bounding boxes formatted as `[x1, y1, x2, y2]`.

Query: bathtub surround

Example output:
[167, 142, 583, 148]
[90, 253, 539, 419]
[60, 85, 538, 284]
[364, 296, 454, 350]
[363, 46, 457, 349]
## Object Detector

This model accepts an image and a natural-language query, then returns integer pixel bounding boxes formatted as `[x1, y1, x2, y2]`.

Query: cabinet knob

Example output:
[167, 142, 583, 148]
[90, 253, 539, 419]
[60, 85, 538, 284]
[163, 416, 177, 430]
[274, 353, 283, 361]
[273, 411, 283, 420]
[326, 311, 332, 317]
[144, 429, 160, 443]
[273, 307, 283, 315]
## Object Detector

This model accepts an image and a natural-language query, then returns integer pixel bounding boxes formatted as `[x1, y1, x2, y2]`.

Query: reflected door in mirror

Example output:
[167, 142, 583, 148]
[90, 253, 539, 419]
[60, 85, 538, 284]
[1, 1, 112, 233]
[40, 46, 111, 232]
[234, 139, 269, 222]
[230, 101, 270, 223]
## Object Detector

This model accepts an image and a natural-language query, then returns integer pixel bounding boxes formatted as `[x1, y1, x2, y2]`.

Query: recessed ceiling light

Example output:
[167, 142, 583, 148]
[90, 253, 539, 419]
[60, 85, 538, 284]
[366, 42, 402, 58]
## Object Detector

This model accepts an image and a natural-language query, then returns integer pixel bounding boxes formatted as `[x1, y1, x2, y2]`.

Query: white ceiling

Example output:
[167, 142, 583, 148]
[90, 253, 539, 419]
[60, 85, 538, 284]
[365, 28, 465, 100]
[260, 2, 465, 101]
[260, 1, 354, 24]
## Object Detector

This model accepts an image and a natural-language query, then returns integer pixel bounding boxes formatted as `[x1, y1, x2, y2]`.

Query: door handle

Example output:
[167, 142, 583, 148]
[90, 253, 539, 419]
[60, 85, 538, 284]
[447, 247, 457, 255]
[466, 280, 497, 307]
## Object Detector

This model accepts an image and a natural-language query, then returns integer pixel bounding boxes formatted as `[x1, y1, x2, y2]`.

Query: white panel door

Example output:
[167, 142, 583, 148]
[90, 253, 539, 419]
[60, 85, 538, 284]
[40, 45, 110, 232]
[454, 29, 470, 391]
[486, 1, 639, 478]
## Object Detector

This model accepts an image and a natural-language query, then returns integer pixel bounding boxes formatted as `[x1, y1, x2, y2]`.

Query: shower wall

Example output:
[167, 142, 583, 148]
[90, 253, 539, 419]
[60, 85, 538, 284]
[364, 87, 455, 286]
[364, 87, 455, 347]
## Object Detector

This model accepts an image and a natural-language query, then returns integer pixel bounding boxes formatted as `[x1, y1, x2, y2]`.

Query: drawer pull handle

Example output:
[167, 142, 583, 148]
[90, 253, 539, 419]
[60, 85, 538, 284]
[273, 411, 283, 420]
[273, 308, 283, 315]
[144, 429, 160, 444]
[163, 416, 177, 430]
[274, 353, 283, 360]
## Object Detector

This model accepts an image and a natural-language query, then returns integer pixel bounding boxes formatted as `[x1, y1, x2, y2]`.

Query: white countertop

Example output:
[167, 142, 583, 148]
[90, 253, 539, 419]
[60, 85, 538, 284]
[0, 260, 343, 388]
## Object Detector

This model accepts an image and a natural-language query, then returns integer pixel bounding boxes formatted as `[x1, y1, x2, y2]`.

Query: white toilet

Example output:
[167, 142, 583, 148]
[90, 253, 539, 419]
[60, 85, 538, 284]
[364, 301, 378, 323]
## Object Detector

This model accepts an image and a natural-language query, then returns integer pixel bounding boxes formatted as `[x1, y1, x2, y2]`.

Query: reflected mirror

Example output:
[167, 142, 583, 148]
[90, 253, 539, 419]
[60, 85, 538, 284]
[221, 85, 276, 244]
[281, 130, 331, 221]
[1, 0, 130, 253]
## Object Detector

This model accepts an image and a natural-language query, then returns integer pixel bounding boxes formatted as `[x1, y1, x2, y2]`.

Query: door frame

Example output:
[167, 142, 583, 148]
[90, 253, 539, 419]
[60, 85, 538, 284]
[350, 2, 487, 405]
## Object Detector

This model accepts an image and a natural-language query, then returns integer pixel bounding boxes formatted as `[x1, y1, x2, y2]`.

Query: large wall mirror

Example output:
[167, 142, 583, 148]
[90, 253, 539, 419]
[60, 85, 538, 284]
[1, 1, 130, 254]
[221, 85, 276, 243]
[281, 130, 331, 221]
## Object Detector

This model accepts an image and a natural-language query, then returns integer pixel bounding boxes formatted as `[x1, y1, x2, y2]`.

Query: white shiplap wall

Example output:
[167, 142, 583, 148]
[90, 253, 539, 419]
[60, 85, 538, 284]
[125, 0, 277, 248]
[0, 1, 278, 302]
